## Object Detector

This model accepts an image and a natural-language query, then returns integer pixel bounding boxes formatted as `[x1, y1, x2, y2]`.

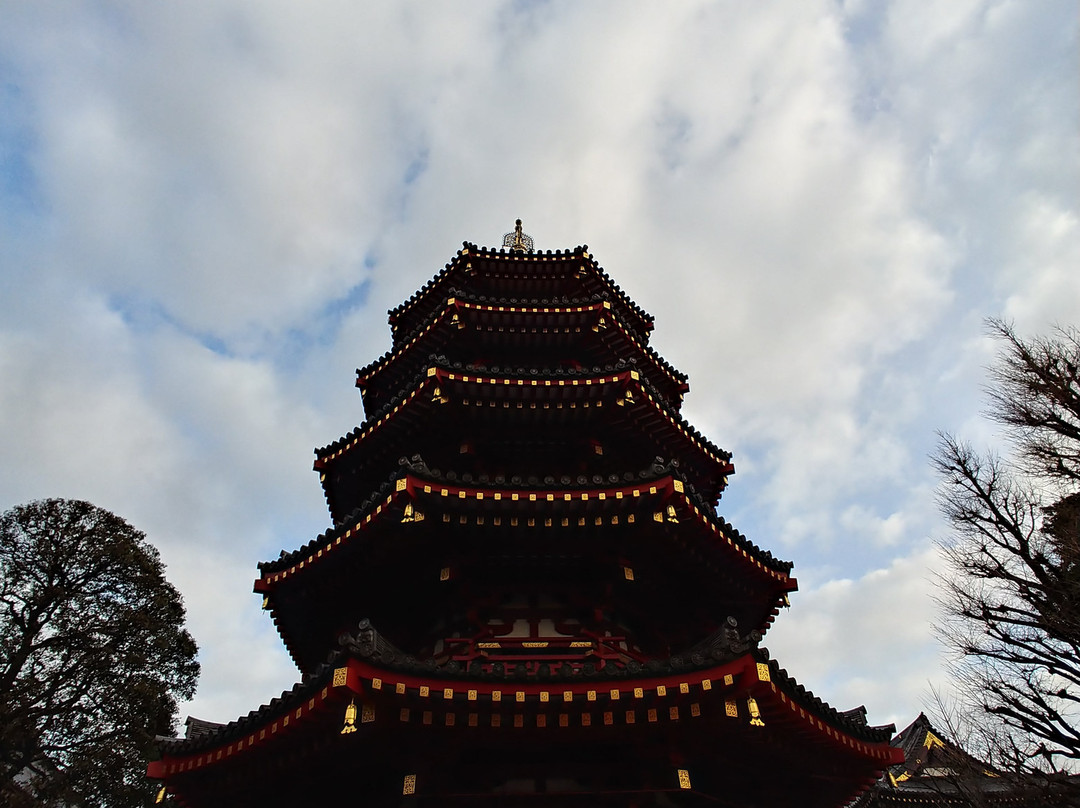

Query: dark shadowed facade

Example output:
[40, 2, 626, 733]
[150, 225, 902, 807]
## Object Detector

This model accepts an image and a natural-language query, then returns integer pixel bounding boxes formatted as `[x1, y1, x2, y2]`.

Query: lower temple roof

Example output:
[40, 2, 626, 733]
[151, 621, 899, 808]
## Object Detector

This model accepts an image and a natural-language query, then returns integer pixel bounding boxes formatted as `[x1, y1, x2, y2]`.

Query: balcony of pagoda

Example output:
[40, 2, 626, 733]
[388, 244, 653, 348]
[256, 468, 794, 673]
[319, 365, 730, 525]
[149, 643, 900, 808]
[359, 294, 687, 416]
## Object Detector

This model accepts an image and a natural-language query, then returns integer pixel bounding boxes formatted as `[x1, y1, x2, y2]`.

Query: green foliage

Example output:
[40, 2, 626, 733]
[0, 499, 199, 807]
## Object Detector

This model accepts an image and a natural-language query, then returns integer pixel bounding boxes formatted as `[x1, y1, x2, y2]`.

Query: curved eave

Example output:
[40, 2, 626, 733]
[257, 470, 793, 595]
[385, 245, 469, 339]
[361, 296, 614, 389]
[358, 297, 688, 415]
[758, 655, 900, 749]
[577, 253, 655, 337]
[388, 244, 655, 344]
[595, 304, 687, 402]
[317, 365, 731, 517]
[257, 466, 793, 671]
[150, 650, 898, 794]
[149, 660, 342, 787]
[388, 244, 599, 342]
[334, 363, 714, 463]
[152, 654, 755, 770]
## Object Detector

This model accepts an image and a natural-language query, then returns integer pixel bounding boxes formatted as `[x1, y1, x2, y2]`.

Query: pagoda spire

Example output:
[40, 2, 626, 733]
[502, 218, 534, 252]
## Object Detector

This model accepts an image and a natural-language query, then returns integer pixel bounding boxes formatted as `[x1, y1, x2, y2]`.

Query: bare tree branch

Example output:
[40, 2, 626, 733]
[933, 321, 1080, 791]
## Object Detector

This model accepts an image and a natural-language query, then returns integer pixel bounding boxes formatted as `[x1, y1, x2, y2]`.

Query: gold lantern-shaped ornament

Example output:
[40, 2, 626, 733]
[341, 699, 358, 734]
[747, 696, 765, 727]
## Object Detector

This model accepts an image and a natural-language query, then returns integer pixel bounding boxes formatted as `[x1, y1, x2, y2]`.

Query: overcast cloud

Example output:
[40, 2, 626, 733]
[1, 1, 1077, 732]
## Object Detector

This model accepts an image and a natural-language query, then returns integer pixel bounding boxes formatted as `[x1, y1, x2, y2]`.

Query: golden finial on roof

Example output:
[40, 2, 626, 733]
[502, 219, 534, 253]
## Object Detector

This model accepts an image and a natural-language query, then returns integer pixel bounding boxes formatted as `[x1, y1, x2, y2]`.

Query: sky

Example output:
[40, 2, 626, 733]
[1, 1, 1077, 736]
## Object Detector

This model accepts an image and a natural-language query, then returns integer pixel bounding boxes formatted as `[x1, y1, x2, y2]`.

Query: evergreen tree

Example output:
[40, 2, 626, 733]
[0, 499, 199, 807]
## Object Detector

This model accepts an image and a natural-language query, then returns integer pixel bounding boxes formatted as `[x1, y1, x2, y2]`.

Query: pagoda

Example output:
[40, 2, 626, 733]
[150, 222, 903, 807]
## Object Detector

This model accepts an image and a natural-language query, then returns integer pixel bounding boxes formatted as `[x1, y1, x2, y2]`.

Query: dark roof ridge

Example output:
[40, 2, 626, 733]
[157, 653, 343, 754]
[265, 459, 792, 577]
[259, 471, 401, 572]
[386, 243, 655, 339]
[385, 242, 587, 324]
[359, 290, 686, 394]
[324, 357, 721, 470]
[160, 622, 896, 759]
[329, 357, 649, 458]
[762, 652, 897, 744]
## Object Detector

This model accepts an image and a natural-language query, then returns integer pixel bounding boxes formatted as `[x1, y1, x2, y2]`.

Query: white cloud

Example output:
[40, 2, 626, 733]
[767, 544, 952, 728]
[1002, 193, 1080, 329]
[0, 1, 1076, 735]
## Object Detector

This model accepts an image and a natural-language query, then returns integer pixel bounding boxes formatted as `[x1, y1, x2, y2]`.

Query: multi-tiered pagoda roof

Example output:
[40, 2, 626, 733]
[150, 223, 902, 807]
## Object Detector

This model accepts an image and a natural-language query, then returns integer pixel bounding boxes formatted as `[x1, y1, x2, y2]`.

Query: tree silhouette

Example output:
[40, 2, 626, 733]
[935, 319, 1080, 788]
[0, 499, 199, 807]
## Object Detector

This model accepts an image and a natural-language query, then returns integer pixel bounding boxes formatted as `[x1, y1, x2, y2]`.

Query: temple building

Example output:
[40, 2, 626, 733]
[855, 714, 1077, 807]
[150, 223, 902, 806]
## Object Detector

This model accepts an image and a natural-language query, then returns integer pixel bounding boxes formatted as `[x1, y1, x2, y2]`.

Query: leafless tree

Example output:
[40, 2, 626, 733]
[934, 319, 1080, 791]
